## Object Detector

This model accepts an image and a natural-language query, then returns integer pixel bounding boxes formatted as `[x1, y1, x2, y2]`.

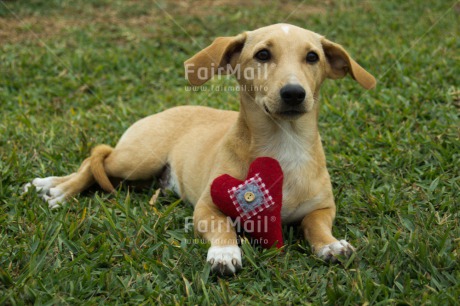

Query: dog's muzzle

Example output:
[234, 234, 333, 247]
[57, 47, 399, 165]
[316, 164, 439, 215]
[280, 84, 306, 106]
[276, 84, 307, 119]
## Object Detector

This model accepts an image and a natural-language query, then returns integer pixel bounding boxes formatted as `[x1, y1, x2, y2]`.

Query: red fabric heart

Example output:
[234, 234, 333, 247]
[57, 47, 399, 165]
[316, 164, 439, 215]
[210, 157, 284, 248]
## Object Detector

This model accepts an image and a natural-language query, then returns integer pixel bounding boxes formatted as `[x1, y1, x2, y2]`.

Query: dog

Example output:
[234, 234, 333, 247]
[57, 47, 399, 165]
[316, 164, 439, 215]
[24, 24, 376, 275]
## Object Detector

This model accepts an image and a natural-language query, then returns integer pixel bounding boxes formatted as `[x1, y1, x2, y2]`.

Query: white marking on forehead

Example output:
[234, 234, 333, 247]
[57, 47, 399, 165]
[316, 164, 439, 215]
[281, 25, 290, 34]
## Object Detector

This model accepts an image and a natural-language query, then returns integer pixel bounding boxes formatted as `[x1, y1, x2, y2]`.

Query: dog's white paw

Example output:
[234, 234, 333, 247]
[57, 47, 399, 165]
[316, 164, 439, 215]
[42, 187, 66, 209]
[23, 177, 66, 209]
[23, 177, 58, 195]
[317, 240, 355, 262]
[207, 246, 242, 275]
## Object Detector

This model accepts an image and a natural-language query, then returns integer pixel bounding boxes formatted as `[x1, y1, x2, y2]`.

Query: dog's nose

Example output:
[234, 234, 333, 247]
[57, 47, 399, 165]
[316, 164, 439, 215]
[280, 84, 306, 106]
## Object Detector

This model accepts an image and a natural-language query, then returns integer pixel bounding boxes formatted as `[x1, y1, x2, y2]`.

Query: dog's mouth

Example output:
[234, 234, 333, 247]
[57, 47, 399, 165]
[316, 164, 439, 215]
[279, 110, 306, 116]
[276, 110, 307, 119]
[263, 103, 307, 120]
[263, 104, 271, 114]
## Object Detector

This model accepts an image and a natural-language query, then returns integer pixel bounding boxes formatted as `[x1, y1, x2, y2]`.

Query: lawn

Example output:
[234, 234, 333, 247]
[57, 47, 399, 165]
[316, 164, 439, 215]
[1, 0, 459, 304]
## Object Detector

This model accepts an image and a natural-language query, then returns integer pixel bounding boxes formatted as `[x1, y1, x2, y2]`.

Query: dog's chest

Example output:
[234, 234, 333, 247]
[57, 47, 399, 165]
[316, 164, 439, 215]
[256, 133, 322, 223]
[256, 126, 310, 169]
[280, 164, 323, 223]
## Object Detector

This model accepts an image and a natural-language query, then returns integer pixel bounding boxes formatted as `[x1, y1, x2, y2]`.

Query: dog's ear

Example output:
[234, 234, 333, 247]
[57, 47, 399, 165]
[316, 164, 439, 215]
[185, 33, 247, 86]
[321, 38, 376, 90]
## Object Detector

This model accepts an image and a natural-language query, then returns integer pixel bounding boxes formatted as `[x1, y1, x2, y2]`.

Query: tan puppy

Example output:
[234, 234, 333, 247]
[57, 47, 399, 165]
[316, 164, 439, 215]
[24, 24, 376, 275]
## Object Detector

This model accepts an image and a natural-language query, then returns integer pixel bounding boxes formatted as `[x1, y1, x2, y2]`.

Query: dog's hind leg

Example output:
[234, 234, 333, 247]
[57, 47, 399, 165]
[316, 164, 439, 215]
[24, 142, 168, 208]
[24, 112, 179, 208]
[24, 156, 95, 209]
[23, 145, 111, 208]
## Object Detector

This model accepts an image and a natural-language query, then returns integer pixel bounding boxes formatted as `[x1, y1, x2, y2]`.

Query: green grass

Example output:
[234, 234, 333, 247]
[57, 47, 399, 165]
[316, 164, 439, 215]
[1, 0, 459, 304]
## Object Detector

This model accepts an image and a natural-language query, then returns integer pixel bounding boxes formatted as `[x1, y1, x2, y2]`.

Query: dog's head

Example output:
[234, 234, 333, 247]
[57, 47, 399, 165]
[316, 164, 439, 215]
[185, 24, 376, 121]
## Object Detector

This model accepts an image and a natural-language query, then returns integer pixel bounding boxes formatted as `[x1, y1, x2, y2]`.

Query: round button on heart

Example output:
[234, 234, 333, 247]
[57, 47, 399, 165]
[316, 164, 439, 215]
[244, 191, 256, 202]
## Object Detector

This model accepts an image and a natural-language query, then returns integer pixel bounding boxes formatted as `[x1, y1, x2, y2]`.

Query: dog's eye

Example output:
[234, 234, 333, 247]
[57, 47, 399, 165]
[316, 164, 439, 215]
[306, 51, 319, 63]
[255, 49, 271, 62]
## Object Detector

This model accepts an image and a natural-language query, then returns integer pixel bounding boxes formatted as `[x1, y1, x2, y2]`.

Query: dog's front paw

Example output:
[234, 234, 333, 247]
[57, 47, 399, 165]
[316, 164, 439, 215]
[317, 240, 355, 263]
[207, 246, 242, 276]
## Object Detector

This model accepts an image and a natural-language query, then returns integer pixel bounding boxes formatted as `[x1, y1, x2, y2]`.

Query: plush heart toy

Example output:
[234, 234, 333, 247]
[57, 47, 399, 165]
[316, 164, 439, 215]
[210, 157, 284, 248]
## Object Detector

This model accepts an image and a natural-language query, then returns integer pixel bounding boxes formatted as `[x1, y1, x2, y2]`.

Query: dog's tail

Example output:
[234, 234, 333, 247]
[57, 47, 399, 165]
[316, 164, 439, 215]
[90, 144, 116, 193]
